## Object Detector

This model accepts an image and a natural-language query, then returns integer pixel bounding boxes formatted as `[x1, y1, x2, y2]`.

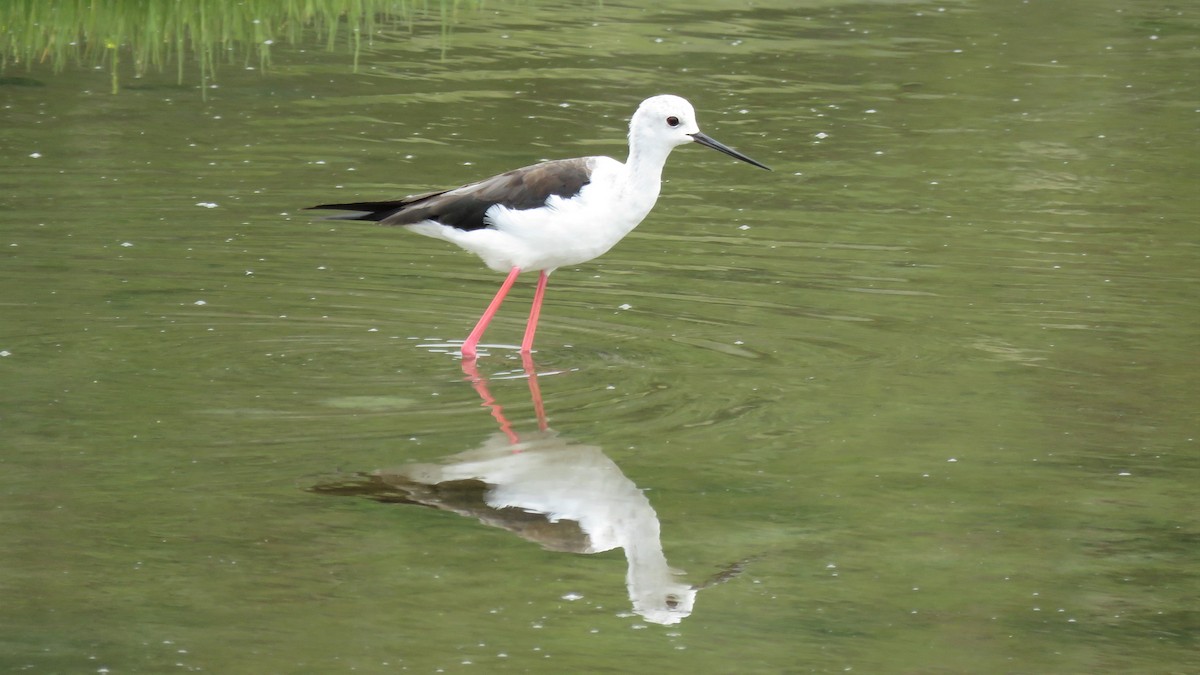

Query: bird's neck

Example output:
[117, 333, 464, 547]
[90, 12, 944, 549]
[622, 142, 669, 207]
[625, 137, 671, 181]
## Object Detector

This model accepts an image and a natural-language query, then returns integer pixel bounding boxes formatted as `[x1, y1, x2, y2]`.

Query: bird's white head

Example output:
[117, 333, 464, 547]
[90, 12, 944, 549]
[628, 94, 772, 171]
[629, 94, 702, 150]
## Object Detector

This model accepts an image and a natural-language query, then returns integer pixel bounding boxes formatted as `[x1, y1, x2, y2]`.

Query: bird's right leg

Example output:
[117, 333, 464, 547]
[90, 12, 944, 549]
[520, 270, 550, 355]
[461, 267, 521, 359]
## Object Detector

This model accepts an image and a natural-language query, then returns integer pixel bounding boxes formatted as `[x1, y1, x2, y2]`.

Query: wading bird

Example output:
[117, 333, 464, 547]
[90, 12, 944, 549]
[309, 95, 770, 358]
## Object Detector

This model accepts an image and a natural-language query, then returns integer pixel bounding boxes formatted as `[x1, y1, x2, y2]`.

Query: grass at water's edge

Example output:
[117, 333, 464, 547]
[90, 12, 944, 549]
[0, 0, 480, 95]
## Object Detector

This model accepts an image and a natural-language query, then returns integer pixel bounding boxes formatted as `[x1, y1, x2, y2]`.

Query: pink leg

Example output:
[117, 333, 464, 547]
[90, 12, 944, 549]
[462, 267, 521, 359]
[520, 270, 550, 354]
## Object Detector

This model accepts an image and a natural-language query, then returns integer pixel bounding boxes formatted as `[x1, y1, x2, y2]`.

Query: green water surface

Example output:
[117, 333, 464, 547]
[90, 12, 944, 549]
[2, 0, 1197, 672]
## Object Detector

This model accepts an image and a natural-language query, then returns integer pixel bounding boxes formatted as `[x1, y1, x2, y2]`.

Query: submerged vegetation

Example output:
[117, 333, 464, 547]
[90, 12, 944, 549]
[0, 0, 480, 94]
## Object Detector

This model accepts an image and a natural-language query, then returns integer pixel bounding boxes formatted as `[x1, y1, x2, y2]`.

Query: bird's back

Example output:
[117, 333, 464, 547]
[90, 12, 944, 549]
[307, 157, 595, 232]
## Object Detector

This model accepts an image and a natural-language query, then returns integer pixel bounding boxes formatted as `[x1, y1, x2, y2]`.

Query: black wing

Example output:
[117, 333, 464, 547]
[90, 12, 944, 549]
[307, 157, 593, 232]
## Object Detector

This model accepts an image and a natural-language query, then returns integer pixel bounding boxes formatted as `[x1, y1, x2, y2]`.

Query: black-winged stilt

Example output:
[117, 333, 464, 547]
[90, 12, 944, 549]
[309, 94, 770, 358]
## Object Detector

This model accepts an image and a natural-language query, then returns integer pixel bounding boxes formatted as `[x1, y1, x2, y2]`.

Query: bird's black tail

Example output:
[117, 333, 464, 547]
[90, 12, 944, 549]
[305, 200, 411, 222]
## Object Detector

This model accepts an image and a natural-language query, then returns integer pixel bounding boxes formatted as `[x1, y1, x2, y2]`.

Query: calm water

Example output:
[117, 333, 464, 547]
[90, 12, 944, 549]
[2, 0, 1197, 672]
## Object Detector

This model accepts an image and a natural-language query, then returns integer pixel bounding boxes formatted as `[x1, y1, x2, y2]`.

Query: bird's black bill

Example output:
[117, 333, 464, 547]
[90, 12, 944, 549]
[690, 132, 772, 171]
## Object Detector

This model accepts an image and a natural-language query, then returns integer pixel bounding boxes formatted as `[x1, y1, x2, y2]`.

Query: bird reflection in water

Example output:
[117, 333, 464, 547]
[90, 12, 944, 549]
[310, 354, 748, 625]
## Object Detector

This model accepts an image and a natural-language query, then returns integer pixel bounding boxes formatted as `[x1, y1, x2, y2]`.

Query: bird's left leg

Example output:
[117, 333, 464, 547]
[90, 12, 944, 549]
[462, 266, 521, 358]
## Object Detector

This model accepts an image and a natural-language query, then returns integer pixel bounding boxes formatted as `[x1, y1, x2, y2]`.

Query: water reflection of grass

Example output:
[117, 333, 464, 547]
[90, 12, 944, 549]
[0, 0, 474, 95]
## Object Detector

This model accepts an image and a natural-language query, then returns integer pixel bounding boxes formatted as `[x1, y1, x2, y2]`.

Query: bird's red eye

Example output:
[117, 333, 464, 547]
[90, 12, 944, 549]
[666, 116, 680, 127]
